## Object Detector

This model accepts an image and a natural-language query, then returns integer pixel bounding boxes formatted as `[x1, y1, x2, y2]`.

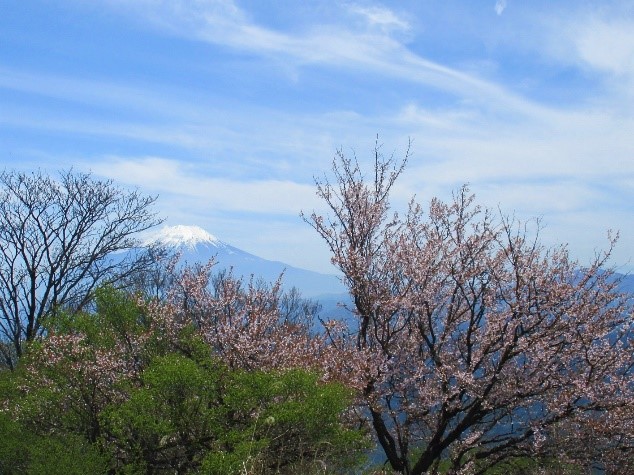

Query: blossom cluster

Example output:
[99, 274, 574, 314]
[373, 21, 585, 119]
[305, 150, 634, 474]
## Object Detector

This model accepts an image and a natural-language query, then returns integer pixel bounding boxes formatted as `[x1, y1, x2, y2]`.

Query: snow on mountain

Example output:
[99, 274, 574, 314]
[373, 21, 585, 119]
[148, 225, 224, 249]
[145, 225, 346, 298]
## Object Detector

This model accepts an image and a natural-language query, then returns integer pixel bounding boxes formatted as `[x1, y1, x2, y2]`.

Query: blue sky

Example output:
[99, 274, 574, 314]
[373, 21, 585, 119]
[1, 1, 633, 274]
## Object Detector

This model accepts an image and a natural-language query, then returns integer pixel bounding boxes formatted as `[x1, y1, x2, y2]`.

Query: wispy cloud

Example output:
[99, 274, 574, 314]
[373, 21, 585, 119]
[85, 154, 339, 269]
[574, 18, 634, 78]
[3, 64, 632, 204]
[347, 4, 410, 32]
[514, 6, 634, 94]
[3, 0, 633, 272]
[89, 156, 320, 216]
[99, 0, 548, 119]
[494, 0, 507, 16]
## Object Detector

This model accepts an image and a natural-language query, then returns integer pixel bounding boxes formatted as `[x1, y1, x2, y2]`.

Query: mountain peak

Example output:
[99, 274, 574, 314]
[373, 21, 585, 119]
[150, 225, 223, 249]
[142, 224, 345, 297]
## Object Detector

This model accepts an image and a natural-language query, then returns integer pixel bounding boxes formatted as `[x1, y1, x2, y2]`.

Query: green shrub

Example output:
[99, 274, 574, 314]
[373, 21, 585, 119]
[1, 286, 367, 474]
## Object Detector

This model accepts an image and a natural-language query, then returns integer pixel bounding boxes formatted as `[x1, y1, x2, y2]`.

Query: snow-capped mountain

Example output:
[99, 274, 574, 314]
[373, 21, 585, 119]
[151, 225, 224, 249]
[147, 225, 346, 298]
[142, 225, 633, 327]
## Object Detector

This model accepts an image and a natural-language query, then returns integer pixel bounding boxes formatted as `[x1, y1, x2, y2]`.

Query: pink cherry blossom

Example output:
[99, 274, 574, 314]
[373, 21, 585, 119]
[304, 146, 634, 474]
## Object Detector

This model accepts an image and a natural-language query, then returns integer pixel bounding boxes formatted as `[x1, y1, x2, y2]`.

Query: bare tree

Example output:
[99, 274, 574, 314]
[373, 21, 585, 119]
[0, 169, 162, 368]
[121, 244, 179, 301]
[304, 143, 634, 474]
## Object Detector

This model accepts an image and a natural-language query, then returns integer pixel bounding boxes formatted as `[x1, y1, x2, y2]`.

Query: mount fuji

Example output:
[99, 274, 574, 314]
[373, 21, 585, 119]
[146, 225, 347, 299]
[144, 226, 634, 323]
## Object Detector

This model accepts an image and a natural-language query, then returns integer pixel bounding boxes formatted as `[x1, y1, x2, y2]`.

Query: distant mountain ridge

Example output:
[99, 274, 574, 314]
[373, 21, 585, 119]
[146, 225, 347, 298]
[143, 225, 633, 325]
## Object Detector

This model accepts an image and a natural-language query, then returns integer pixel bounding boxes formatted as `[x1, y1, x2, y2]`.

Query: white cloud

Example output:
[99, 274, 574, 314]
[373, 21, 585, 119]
[476, 181, 604, 215]
[87, 155, 340, 272]
[6, 0, 633, 273]
[89, 156, 321, 216]
[494, 0, 507, 16]
[574, 19, 634, 77]
[97, 0, 546, 119]
[525, 7, 634, 92]
[347, 4, 410, 32]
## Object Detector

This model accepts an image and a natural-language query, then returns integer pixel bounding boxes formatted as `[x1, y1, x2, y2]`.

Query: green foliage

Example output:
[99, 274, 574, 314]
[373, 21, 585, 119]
[1, 285, 367, 474]
[22, 433, 109, 475]
[8, 289, 145, 443]
[0, 411, 108, 475]
[202, 367, 366, 474]
[104, 354, 366, 473]
[44, 285, 148, 349]
[483, 456, 582, 475]
[103, 353, 227, 472]
[0, 410, 29, 474]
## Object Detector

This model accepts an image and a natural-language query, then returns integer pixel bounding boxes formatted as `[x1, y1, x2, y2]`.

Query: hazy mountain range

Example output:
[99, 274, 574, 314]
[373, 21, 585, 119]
[146, 225, 353, 321]
[147, 225, 346, 298]
[146, 225, 633, 322]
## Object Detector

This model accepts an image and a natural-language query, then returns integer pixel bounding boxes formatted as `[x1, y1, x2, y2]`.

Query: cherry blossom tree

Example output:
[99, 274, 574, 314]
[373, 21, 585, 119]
[159, 262, 330, 373]
[304, 144, 634, 474]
